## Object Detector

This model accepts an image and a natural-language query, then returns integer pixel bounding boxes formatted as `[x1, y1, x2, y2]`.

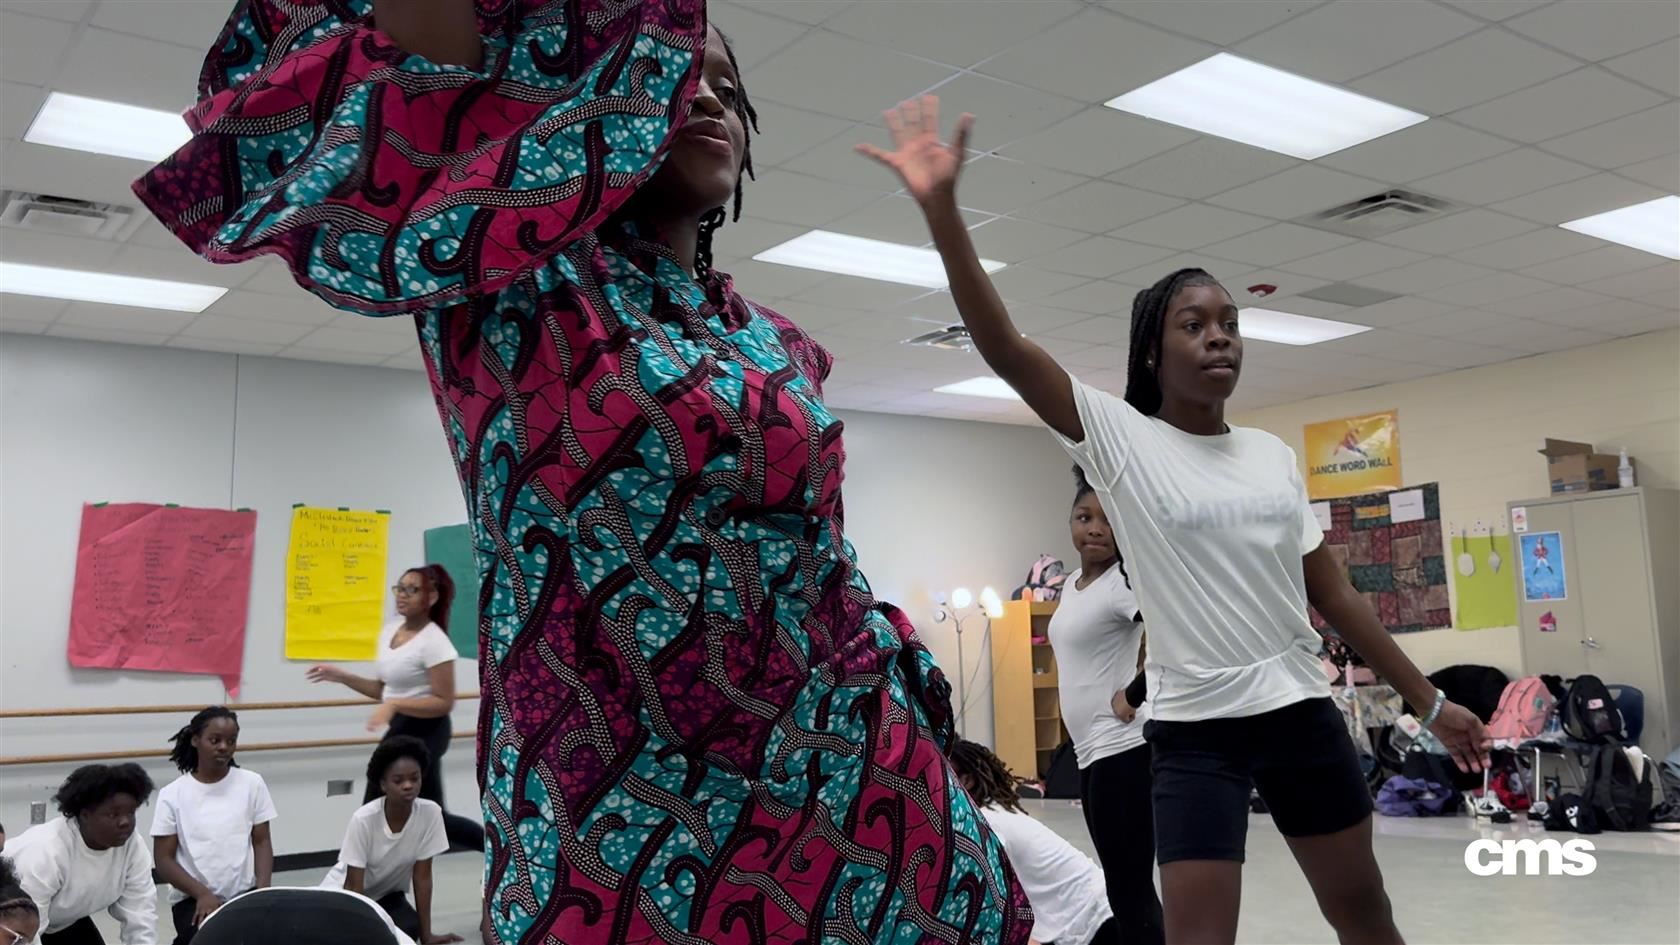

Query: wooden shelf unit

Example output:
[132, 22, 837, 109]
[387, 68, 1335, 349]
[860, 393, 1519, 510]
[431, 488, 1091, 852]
[991, 599, 1067, 778]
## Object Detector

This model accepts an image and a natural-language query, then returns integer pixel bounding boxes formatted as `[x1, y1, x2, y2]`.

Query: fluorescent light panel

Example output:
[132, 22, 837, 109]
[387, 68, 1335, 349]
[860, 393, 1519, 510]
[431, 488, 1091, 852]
[935, 376, 1022, 401]
[1105, 53, 1427, 160]
[0, 262, 226, 312]
[24, 91, 189, 162]
[1241, 308, 1371, 346]
[754, 230, 1005, 289]
[1559, 195, 1680, 260]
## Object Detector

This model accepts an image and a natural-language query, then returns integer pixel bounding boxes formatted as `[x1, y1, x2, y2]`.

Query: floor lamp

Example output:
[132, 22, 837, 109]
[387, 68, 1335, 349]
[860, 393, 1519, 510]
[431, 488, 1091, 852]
[933, 586, 1004, 739]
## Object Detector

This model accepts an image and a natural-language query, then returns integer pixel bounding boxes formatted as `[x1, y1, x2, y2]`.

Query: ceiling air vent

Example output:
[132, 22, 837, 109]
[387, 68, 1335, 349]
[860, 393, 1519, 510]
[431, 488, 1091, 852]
[1296, 189, 1457, 238]
[904, 325, 975, 351]
[0, 191, 144, 241]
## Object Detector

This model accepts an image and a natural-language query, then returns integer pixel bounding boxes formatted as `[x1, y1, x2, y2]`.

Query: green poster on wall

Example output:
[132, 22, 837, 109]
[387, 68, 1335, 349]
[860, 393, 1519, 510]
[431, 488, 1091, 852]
[423, 524, 480, 657]
[1452, 534, 1518, 631]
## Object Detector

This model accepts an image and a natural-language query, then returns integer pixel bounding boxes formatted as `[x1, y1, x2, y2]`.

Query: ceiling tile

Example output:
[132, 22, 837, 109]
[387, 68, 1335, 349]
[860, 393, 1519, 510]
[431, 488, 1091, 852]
[728, 1, 854, 25]
[751, 32, 954, 122]
[5, 1, 92, 21]
[966, 216, 1091, 263]
[1278, 242, 1429, 281]
[176, 316, 313, 345]
[1400, 309, 1530, 337]
[954, 156, 1087, 215]
[714, 216, 809, 258]
[1539, 103, 1680, 170]
[1061, 343, 1130, 369]
[714, 259, 833, 300]
[748, 100, 855, 168]
[1318, 120, 1513, 184]
[1110, 138, 1299, 200]
[1484, 284, 1612, 317]
[1578, 263, 1680, 301]
[88, 0, 230, 53]
[0, 138, 160, 205]
[0, 228, 121, 270]
[1439, 1, 1551, 20]
[0, 81, 45, 142]
[792, 274, 930, 309]
[1616, 154, 1679, 190]
[210, 290, 340, 327]
[1456, 228, 1607, 270]
[826, 194, 986, 246]
[1350, 28, 1580, 114]
[1101, 0, 1324, 46]
[275, 346, 391, 366]
[55, 301, 194, 334]
[1113, 253, 1246, 287]
[1520, 245, 1674, 283]
[1210, 265, 1330, 300]
[985, 265, 1092, 302]
[293, 325, 419, 356]
[1359, 257, 1498, 294]
[706, 2, 809, 68]
[1205, 165, 1385, 219]
[978, 8, 1214, 100]
[1107, 203, 1272, 250]
[1014, 180, 1185, 233]
[1234, 0, 1481, 83]
[1370, 333, 1524, 369]
[1376, 209, 1537, 254]
[1042, 278, 1139, 315]
[1001, 109, 1194, 178]
[1454, 319, 1612, 354]
[1604, 37, 1680, 96]
[782, 126, 904, 190]
[1339, 296, 1458, 327]
[106, 244, 264, 289]
[0, 295, 65, 326]
[1024, 236, 1176, 279]
[46, 324, 174, 346]
[1046, 316, 1133, 344]
[1414, 147, 1597, 204]
[0, 12, 73, 85]
[1491, 173, 1664, 224]
[1196, 222, 1353, 267]
[56, 27, 199, 111]
[1418, 272, 1558, 306]
[923, 73, 1084, 152]
[906, 291, 1093, 335]
[1452, 69, 1664, 143]
[1505, 0, 1680, 61]
[825, 0, 1081, 67]
[737, 169, 886, 227]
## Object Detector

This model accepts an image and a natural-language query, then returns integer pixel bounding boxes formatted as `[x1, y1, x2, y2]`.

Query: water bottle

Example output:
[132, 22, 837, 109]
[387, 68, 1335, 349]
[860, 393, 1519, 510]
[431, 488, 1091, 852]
[1618, 448, 1635, 488]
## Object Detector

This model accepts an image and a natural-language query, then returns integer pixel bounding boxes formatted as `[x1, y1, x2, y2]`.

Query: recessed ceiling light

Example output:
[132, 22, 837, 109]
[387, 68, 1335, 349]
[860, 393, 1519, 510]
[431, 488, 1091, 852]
[754, 230, 1005, 289]
[1105, 53, 1428, 160]
[24, 91, 189, 162]
[935, 376, 1022, 401]
[1241, 308, 1371, 346]
[0, 262, 226, 312]
[1559, 195, 1680, 260]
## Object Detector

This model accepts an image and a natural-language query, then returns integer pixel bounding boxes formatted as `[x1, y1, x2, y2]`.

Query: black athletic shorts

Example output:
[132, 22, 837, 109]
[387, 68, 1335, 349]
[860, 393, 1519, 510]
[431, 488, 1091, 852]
[1145, 696, 1372, 864]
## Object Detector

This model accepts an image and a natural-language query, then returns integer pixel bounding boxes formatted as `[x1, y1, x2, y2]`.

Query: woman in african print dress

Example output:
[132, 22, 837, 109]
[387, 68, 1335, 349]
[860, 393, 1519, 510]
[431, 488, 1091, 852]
[134, 1, 1031, 943]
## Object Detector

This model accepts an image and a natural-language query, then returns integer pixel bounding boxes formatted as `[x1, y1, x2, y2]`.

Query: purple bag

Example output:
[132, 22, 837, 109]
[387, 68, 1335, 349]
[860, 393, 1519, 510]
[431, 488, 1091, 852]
[1376, 775, 1458, 817]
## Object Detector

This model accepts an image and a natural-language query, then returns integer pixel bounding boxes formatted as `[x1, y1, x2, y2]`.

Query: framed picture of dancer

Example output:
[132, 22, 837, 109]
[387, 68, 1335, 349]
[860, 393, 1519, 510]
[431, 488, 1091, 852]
[1519, 531, 1567, 602]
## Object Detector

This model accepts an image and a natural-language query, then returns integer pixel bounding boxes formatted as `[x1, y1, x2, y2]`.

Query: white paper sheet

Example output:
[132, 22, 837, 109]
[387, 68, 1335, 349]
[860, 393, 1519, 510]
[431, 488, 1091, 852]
[1389, 489, 1425, 524]
[1311, 501, 1333, 533]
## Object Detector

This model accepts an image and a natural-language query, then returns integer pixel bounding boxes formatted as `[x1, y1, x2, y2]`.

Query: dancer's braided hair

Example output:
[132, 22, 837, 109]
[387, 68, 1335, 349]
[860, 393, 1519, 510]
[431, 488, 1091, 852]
[949, 739, 1025, 814]
[1123, 267, 1222, 416]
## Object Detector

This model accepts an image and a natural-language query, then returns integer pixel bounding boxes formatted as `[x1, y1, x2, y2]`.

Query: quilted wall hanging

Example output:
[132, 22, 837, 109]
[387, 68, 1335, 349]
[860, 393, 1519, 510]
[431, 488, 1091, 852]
[1311, 481, 1449, 636]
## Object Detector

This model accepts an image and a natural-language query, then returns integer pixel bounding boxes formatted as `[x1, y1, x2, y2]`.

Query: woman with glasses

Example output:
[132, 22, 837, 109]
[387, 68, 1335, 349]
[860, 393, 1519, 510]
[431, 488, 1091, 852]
[309, 566, 483, 852]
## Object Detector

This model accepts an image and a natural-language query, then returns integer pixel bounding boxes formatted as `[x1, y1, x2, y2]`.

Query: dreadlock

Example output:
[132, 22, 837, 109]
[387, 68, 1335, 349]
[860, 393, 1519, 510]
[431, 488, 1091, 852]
[1124, 267, 1223, 416]
[168, 706, 239, 773]
[694, 27, 758, 281]
[948, 739, 1025, 814]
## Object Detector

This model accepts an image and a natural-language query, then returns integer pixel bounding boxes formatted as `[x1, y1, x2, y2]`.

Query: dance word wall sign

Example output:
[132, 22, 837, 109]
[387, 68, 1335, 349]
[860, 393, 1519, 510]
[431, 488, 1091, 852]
[68, 503, 256, 695]
[285, 505, 390, 660]
[1310, 482, 1449, 636]
[1304, 410, 1402, 500]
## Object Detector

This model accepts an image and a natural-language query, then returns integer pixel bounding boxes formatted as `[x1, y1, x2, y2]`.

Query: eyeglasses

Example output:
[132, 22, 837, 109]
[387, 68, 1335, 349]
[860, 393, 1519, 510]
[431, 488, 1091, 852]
[0, 924, 26, 945]
[391, 585, 424, 597]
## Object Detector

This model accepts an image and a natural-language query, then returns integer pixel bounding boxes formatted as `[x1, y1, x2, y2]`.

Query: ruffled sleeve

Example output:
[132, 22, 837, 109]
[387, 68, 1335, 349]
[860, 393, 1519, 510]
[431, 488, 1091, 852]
[133, 0, 705, 316]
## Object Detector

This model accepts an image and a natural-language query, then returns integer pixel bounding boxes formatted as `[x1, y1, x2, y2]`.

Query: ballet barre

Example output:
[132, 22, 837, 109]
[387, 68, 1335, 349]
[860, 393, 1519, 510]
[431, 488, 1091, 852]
[0, 731, 474, 767]
[0, 694, 480, 720]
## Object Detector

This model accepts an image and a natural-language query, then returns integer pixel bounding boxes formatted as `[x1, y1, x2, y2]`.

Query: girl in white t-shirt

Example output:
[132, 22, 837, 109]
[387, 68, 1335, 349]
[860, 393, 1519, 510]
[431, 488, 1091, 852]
[866, 97, 1490, 945]
[152, 708, 276, 945]
[1048, 471, 1160, 945]
[308, 565, 483, 852]
[321, 737, 461, 944]
[949, 741, 1114, 945]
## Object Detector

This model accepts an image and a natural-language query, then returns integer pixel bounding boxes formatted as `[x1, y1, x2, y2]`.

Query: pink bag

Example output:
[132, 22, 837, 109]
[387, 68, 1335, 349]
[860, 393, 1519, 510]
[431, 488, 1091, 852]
[1488, 676, 1556, 741]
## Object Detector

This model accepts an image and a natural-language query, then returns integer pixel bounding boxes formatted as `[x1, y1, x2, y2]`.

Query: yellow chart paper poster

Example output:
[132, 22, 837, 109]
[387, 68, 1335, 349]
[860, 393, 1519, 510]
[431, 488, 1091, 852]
[1304, 410, 1402, 500]
[285, 506, 389, 661]
[1453, 534, 1518, 631]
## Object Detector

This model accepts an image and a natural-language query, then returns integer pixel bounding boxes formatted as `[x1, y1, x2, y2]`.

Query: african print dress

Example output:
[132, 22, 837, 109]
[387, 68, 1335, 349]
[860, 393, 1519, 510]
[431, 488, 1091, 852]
[135, 2, 1031, 943]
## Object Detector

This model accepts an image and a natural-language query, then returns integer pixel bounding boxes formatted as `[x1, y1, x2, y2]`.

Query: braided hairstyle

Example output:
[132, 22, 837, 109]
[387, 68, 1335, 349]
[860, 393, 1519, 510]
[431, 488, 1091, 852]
[1071, 466, 1135, 592]
[406, 565, 456, 632]
[694, 28, 758, 281]
[168, 706, 239, 773]
[1124, 267, 1224, 416]
[948, 739, 1025, 814]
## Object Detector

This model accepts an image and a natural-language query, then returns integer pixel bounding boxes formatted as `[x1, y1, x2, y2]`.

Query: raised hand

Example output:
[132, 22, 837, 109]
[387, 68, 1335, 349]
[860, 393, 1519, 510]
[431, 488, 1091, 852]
[856, 95, 974, 208]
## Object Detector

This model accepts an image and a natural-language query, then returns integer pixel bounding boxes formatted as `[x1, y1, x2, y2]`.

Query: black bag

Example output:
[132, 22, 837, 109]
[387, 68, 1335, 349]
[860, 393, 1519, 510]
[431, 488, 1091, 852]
[1585, 745, 1653, 831]
[1410, 665, 1509, 722]
[1399, 749, 1463, 811]
[1543, 792, 1600, 834]
[1562, 674, 1625, 743]
[1043, 740, 1081, 799]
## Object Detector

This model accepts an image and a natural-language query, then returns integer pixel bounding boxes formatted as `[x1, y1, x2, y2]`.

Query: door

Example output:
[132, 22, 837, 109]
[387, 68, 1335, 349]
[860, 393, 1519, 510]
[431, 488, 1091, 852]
[1574, 492, 1666, 756]
[1512, 499, 1586, 678]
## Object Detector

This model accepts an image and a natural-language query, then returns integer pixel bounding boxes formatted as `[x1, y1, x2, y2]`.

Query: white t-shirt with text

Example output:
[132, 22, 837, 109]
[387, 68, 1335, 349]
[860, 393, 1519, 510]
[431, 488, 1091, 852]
[981, 805, 1112, 945]
[321, 799, 448, 901]
[150, 768, 277, 902]
[1049, 565, 1150, 768]
[376, 620, 458, 702]
[1055, 379, 1328, 722]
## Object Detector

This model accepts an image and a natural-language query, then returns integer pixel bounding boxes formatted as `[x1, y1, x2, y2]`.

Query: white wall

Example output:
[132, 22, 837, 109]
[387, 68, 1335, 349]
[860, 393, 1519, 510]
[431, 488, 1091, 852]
[0, 335, 1072, 852]
[1234, 329, 1680, 679]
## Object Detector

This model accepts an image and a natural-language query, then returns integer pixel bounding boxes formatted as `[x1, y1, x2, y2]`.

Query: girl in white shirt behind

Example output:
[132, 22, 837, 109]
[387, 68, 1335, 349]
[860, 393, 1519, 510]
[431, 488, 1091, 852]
[949, 741, 1114, 945]
[6, 763, 157, 945]
[308, 565, 483, 852]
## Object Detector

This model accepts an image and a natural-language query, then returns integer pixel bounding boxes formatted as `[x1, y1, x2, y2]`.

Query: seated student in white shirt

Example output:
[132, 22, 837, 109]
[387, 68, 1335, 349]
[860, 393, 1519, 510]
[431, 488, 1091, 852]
[948, 740, 1114, 945]
[152, 708, 277, 945]
[321, 737, 461, 945]
[7, 764, 158, 944]
[1, 858, 44, 945]
[195, 888, 414, 945]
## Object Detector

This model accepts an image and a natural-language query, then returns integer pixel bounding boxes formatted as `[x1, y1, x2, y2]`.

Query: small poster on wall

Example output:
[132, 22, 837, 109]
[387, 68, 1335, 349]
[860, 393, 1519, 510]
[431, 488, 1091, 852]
[1304, 410, 1402, 500]
[1520, 531, 1567, 602]
[285, 506, 391, 660]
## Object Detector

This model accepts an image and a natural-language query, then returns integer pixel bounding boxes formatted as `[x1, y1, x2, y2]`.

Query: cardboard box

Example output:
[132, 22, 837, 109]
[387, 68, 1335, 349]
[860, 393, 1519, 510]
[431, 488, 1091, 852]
[1539, 438, 1622, 494]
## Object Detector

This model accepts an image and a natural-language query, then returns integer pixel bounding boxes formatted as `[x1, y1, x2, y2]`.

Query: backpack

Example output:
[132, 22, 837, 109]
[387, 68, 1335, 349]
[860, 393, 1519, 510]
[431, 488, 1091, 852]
[1487, 676, 1557, 741]
[1543, 792, 1600, 834]
[1012, 554, 1068, 602]
[1585, 744, 1653, 831]
[1042, 739, 1081, 798]
[1562, 674, 1625, 743]
[1376, 776, 1458, 817]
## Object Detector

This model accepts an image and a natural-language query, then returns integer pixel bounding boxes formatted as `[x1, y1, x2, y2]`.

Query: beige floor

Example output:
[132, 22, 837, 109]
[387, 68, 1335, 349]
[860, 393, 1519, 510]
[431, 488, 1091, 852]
[93, 805, 1680, 944]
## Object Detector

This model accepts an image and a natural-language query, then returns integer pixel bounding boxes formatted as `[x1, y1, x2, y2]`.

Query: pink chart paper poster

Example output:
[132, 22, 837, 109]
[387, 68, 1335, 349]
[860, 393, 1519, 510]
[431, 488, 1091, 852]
[67, 503, 257, 695]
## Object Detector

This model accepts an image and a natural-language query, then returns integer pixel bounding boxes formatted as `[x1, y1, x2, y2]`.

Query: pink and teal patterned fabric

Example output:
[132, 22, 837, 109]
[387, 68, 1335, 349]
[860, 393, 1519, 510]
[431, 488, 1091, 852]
[135, 2, 1030, 942]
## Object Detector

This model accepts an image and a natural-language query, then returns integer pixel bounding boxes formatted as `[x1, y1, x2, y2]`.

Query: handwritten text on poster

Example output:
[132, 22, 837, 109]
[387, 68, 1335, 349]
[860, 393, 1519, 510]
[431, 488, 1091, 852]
[285, 506, 390, 660]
